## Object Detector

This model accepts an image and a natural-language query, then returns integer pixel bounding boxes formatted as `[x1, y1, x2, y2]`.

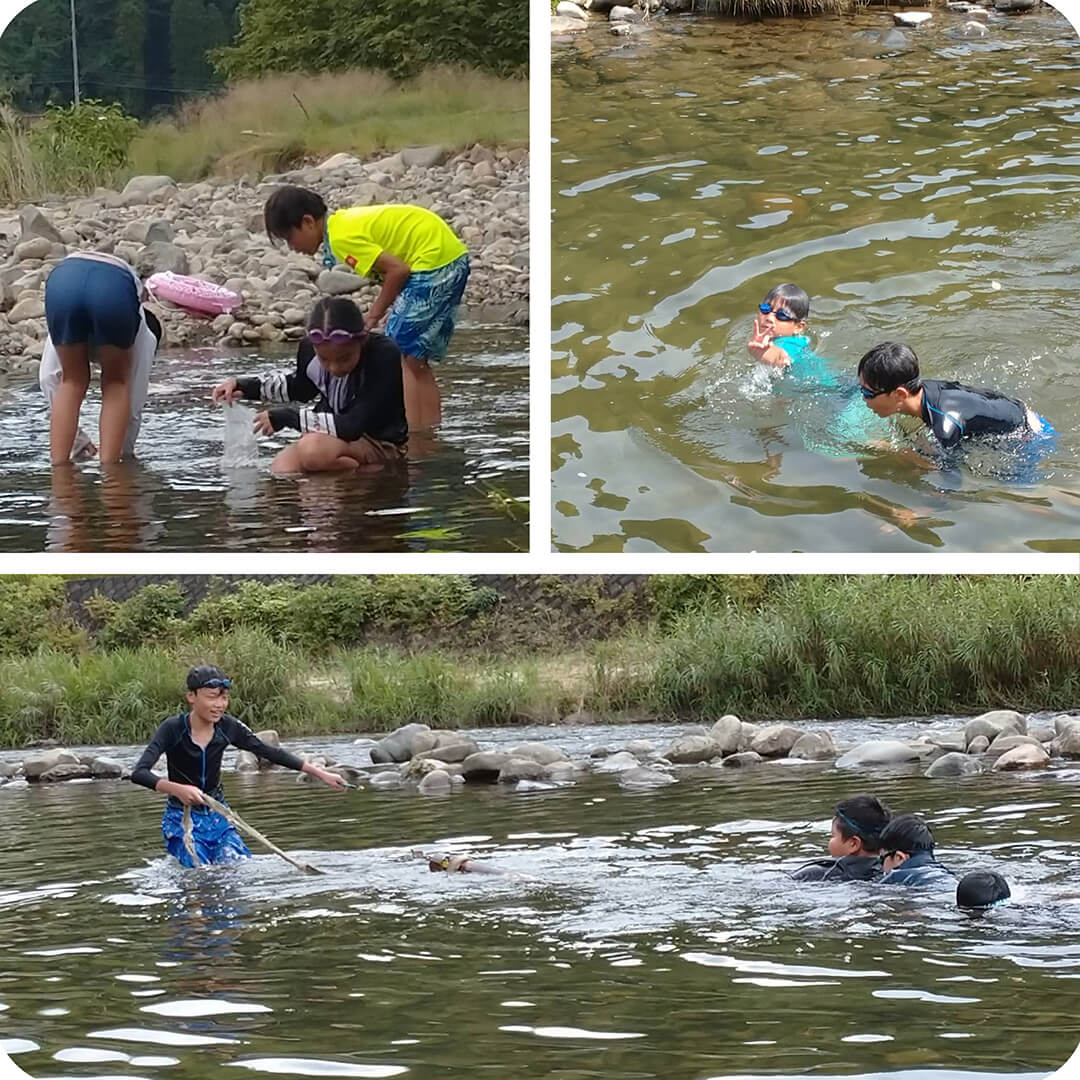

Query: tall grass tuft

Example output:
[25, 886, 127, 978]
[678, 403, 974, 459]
[0, 106, 45, 204]
[128, 68, 529, 181]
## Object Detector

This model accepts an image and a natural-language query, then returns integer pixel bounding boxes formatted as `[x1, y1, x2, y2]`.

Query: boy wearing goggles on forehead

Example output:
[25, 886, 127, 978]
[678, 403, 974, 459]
[790, 794, 892, 883]
[131, 665, 345, 868]
[212, 296, 408, 474]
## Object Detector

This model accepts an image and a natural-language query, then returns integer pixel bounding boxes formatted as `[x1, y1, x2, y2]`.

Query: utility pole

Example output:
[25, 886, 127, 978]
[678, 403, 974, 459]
[70, 0, 80, 105]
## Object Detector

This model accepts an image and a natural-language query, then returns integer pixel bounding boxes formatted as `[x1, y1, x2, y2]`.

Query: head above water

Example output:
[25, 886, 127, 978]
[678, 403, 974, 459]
[759, 283, 810, 338]
[878, 813, 935, 873]
[185, 664, 231, 721]
[829, 794, 892, 857]
[858, 341, 924, 418]
[957, 870, 1010, 912]
[307, 296, 368, 378]
[264, 185, 328, 255]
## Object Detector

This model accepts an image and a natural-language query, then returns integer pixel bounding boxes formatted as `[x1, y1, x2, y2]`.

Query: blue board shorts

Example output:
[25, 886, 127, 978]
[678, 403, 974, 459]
[162, 801, 251, 869]
[386, 254, 470, 362]
[45, 257, 141, 349]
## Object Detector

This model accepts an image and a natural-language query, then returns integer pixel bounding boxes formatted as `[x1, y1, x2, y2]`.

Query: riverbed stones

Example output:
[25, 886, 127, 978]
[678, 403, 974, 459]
[401, 146, 449, 169]
[623, 739, 657, 760]
[994, 0, 1035, 11]
[136, 241, 189, 276]
[0, 761, 16, 779]
[545, 761, 577, 783]
[722, 751, 763, 768]
[618, 766, 676, 789]
[461, 751, 510, 782]
[122, 174, 177, 200]
[835, 740, 921, 768]
[19, 205, 63, 243]
[609, 5, 640, 21]
[556, 1, 588, 18]
[964, 710, 1026, 746]
[508, 741, 569, 767]
[750, 724, 802, 758]
[39, 761, 93, 782]
[8, 296, 45, 323]
[14, 237, 52, 262]
[790, 731, 836, 761]
[593, 750, 640, 773]
[985, 733, 1042, 759]
[925, 752, 983, 778]
[993, 744, 1050, 771]
[498, 757, 547, 783]
[23, 748, 80, 779]
[370, 723, 438, 764]
[1051, 721, 1080, 758]
[416, 740, 482, 765]
[418, 769, 453, 795]
[665, 734, 721, 765]
[968, 735, 990, 754]
[709, 715, 744, 754]
[894, 10, 932, 25]
[369, 771, 402, 790]
[236, 750, 260, 772]
[317, 269, 363, 295]
[929, 731, 967, 754]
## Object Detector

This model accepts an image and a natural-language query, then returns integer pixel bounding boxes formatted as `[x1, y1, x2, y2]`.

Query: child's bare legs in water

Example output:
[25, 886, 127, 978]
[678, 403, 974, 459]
[401, 354, 441, 430]
[50, 343, 133, 466]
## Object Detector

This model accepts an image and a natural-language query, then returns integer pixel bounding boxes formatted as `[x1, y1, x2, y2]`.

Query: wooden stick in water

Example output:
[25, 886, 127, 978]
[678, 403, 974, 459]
[182, 805, 201, 866]
[200, 793, 325, 875]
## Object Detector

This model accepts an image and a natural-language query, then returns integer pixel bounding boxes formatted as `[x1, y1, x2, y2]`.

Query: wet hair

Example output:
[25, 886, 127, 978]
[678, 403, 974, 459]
[263, 185, 328, 243]
[763, 283, 810, 322]
[834, 795, 892, 853]
[879, 813, 935, 856]
[956, 870, 1010, 911]
[186, 664, 230, 692]
[307, 296, 366, 336]
[143, 307, 163, 347]
[858, 341, 922, 394]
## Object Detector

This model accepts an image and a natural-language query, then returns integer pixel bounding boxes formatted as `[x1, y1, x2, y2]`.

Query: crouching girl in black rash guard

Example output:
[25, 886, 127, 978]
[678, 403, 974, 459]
[211, 297, 409, 475]
[131, 665, 345, 868]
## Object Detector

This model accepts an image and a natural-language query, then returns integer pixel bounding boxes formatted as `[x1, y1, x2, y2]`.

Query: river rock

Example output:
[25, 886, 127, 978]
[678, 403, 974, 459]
[123, 175, 177, 199]
[39, 762, 93, 782]
[895, 10, 932, 25]
[236, 750, 259, 772]
[995, 0, 1035, 10]
[790, 731, 836, 761]
[19, 205, 63, 243]
[318, 268, 363, 295]
[137, 242, 189, 276]
[986, 733, 1042, 759]
[1028, 725, 1055, 744]
[15, 237, 52, 262]
[461, 751, 510, 782]
[1051, 722, 1080, 758]
[623, 739, 656, 760]
[508, 741, 569, 766]
[402, 756, 448, 780]
[1054, 714, 1080, 735]
[499, 758, 546, 783]
[722, 751, 763, 768]
[618, 766, 676, 789]
[993, 744, 1050, 771]
[318, 152, 363, 171]
[665, 734, 721, 765]
[417, 740, 481, 764]
[709, 715, 744, 755]
[835, 740, 921, 768]
[401, 146, 449, 169]
[968, 735, 990, 754]
[965, 710, 1026, 746]
[929, 730, 967, 754]
[593, 750, 641, 773]
[739, 722, 760, 750]
[750, 724, 803, 758]
[23, 748, 80, 779]
[370, 723, 437, 764]
[369, 771, 402, 789]
[925, 752, 983, 778]
[953, 19, 989, 37]
[0, 761, 16, 779]
[609, 5, 639, 20]
[545, 761, 577, 783]
[556, 1, 588, 18]
[8, 296, 45, 323]
[418, 769, 453, 795]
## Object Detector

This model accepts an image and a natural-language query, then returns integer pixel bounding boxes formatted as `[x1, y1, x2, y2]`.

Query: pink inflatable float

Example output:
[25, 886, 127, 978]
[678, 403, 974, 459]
[146, 271, 241, 316]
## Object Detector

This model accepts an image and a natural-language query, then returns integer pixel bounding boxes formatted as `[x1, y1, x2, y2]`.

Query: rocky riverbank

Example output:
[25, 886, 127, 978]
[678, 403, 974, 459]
[5, 709, 1079, 795]
[0, 143, 529, 378]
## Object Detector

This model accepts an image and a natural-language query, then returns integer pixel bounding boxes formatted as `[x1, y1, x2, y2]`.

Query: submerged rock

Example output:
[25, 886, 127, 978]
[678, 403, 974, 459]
[593, 750, 643, 773]
[418, 769, 453, 795]
[835, 740, 921, 768]
[925, 752, 982, 778]
[790, 731, 836, 761]
[618, 766, 676, 789]
[508, 741, 569, 766]
[722, 751, 763, 768]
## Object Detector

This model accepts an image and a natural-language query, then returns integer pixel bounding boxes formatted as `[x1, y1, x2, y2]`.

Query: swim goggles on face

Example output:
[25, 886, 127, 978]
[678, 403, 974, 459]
[308, 328, 364, 345]
[860, 385, 890, 400]
[759, 302, 799, 322]
[198, 677, 232, 690]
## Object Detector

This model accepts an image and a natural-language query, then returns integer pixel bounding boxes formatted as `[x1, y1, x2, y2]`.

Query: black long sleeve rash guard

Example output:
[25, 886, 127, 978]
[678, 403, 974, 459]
[131, 712, 304, 805]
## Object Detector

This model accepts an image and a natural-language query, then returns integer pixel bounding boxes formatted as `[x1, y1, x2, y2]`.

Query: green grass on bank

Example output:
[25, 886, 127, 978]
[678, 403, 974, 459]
[128, 68, 529, 181]
[0, 576, 1077, 749]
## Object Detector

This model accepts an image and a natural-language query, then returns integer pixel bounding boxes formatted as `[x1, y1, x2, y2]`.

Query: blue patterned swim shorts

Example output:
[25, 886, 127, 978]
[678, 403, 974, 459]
[386, 254, 470, 362]
[162, 800, 251, 868]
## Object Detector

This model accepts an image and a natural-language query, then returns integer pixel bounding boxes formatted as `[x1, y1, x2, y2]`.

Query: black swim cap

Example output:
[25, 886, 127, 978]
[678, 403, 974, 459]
[186, 664, 231, 691]
[957, 870, 1010, 911]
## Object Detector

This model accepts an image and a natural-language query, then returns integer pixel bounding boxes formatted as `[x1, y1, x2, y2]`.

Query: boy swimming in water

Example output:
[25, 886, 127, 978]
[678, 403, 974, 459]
[263, 186, 470, 431]
[747, 283, 835, 382]
[131, 665, 345, 868]
[791, 794, 892, 882]
[877, 814, 954, 887]
[857, 342, 1053, 451]
[212, 296, 408, 475]
[956, 870, 1010, 912]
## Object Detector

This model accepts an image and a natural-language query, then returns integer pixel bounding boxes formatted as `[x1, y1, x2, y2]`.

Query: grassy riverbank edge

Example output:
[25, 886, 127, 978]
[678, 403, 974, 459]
[0, 575, 1077, 749]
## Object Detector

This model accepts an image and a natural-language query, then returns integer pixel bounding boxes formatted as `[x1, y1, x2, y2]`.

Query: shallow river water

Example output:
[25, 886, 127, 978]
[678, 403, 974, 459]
[552, 8, 1080, 551]
[0, 326, 528, 552]
[3, 718, 1080, 1078]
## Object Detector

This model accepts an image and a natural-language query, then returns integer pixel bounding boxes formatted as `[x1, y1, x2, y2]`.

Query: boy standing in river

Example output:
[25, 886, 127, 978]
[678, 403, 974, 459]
[131, 665, 345, 867]
[263, 186, 470, 431]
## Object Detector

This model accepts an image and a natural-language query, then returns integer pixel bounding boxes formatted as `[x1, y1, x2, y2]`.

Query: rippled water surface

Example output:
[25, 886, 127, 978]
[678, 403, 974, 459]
[0, 326, 528, 552]
[3, 719, 1080, 1078]
[552, 9, 1080, 551]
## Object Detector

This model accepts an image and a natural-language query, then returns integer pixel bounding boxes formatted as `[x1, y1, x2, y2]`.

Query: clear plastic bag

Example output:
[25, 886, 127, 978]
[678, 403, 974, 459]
[222, 402, 260, 469]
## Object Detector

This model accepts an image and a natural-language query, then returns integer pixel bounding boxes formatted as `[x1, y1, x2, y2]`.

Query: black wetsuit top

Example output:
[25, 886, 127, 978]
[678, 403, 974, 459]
[131, 712, 304, 807]
[790, 855, 882, 883]
[920, 379, 1032, 449]
[236, 334, 407, 445]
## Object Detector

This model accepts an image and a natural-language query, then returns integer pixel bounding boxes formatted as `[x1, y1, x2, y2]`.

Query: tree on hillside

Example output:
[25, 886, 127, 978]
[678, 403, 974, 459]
[170, 0, 230, 96]
[213, 0, 527, 82]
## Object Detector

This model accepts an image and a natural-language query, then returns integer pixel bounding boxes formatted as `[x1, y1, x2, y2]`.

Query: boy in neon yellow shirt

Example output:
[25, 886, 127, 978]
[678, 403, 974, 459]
[264, 186, 470, 429]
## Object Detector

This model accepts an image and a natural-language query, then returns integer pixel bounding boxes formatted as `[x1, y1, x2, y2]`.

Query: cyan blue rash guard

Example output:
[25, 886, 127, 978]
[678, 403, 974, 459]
[919, 379, 1044, 449]
[131, 713, 304, 807]
[773, 335, 839, 388]
[879, 851, 955, 887]
[234, 333, 408, 446]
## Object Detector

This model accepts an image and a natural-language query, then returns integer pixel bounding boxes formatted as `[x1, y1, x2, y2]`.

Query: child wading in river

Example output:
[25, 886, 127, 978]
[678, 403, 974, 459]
[212, 297, 408, 475]
[131, 665, 345, 867]
[263, 186, 470, 431]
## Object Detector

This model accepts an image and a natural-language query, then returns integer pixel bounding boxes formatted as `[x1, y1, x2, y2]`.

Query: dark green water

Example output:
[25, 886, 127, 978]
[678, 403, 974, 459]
[0, 326, 528, 553]
[552, 8, 1080, 551]
[2, 720, 1080, 1078]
